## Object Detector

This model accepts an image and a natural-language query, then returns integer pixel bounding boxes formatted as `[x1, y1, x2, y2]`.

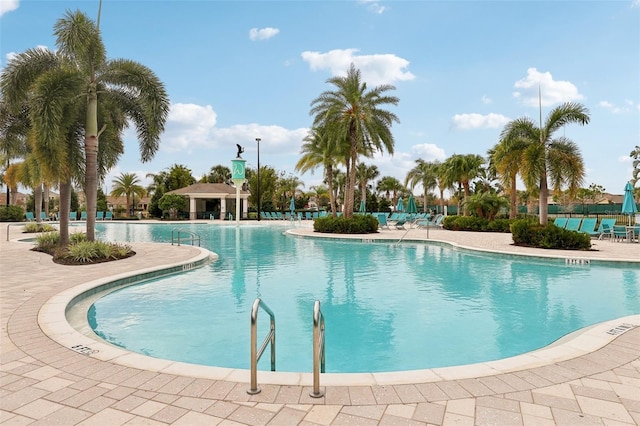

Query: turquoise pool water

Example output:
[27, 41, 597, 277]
[89, 223, 639, 373]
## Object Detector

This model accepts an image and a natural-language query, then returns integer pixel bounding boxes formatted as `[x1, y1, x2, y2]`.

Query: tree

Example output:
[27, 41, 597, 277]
[2, 10, 169, 241]
[203, 165, 231, 184]
[462, 192, 508, 220]
[309, 63, 399, 218]
[405, 159, 438, 213]
[356, 163, 379, 212]
[376, 176, 404, 206]
[500, 102, 589, 224]
[158, 193, 188, 220]
[246, 166, 278, 212]
[165, 164, 196, 191]
[631, 146, 640, 199]
[489, 138, 529, 219]
[110, 173, 146, 216]
[296, 127, 341, 216]
[441, 154, 485, 216]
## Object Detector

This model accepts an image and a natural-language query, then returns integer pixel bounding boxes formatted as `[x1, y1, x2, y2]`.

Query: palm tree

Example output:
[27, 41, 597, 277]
[441, 154, 485, 216]
[205, 165, 232, 184]
[500, 101, 589, 224]
[296, 127, 341, 216]
[630, 145, 640, 195]
[376, 176, 404, 205]
[356, 163, 379, 211]
[1, 10, 169, 241]
[405, 159, 438, 213]
[110, 173, 146, 216]
[488, 138, 530, 219]
[309, 63, 399, 217]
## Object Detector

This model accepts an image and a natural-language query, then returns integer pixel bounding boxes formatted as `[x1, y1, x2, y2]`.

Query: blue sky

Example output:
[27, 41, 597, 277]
[1, 0, 639, 197]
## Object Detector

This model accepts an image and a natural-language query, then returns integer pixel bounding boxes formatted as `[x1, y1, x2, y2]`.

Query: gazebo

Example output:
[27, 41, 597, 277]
[167, 183, 249, 220]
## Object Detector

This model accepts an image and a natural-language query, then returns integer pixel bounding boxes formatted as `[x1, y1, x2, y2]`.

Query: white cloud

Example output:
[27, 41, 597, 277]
[618, 156, 632, 163]
[249, 27, 280, 41]
[357, 0, 386, 14]
[412, 143, 446, 161]
[481, 95, 492, 104]
[512, 67, 584, 107]
[451, 113, 510, 130]
[301, 48, 415, 86]
[0, 0, 19, 16]
[599, 100, 634, 114]
[162, 103, 218, 152]
[632, 0, 640, 8]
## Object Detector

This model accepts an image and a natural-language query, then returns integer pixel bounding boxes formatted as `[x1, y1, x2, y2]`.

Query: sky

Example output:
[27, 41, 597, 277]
[1, 0, 639, 197]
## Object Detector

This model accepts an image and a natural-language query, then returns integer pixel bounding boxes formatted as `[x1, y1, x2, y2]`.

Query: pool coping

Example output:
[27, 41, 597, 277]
[38, 225, 640, 387]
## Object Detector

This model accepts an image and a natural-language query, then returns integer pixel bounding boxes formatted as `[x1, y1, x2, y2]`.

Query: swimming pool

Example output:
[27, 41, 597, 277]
[88, 223, 639, 373]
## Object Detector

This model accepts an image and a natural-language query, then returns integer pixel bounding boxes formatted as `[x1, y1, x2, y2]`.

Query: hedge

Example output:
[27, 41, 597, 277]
[313, 215, 379, 234]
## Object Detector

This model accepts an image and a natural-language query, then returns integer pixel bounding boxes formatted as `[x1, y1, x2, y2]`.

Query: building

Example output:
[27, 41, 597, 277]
[166, 183, 249, 220]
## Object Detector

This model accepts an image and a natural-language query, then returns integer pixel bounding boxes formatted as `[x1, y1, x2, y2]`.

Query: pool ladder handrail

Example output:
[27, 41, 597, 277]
[310, 299, 326, 398]
[247, 298, 276, 395]
[170, 228, 201, 247]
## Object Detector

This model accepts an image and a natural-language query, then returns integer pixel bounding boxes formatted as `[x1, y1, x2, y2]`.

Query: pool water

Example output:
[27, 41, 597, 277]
[89, 223, 640, 373]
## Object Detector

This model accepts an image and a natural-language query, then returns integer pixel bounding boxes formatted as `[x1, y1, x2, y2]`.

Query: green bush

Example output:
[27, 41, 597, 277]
[313, 215, 379, 234]
[442, 216, 516, 233]
[0, 205, 25, 222]
[35, 231, 61, 252]
[511, 219, 591, 250]
[23, 223, 57, 233]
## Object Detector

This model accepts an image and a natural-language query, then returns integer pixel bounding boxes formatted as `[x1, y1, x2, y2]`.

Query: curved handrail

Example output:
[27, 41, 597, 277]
[247, 298, 276, 395]
[171, 228, 201, 247]
[309, 299, 325, 398]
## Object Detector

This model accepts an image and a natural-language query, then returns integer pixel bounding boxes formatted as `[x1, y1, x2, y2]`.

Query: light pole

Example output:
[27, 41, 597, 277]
[256, 137, 261, 220]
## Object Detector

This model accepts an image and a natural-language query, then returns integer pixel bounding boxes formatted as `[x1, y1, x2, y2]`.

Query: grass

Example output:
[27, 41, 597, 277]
[33, 231, 135, 265]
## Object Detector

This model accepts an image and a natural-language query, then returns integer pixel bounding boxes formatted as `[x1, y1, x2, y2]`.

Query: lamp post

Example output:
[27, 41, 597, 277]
[256, 137, 261, 221]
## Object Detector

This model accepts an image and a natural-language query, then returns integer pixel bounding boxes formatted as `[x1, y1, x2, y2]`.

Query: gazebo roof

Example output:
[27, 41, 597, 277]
[167, 183, 248, 196]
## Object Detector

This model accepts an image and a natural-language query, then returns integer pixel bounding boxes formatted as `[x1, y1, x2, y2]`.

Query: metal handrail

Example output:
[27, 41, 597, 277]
[309, 300, 325, 398]
[171, 228, 201, 247]
[247, 298, 276, 395]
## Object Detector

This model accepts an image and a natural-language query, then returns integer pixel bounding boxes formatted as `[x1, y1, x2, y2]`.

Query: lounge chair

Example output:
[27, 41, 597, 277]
[305, 212, 312, 220]
[39, 212, 50, 221]
[80, 211, 87, 220]
[612, 225, 629, 242]
[394, 216, 407, 230]
[594, 218, 616, 239]
[104, 211, 113, 220]
[564, 218, 582, 231]
[416, 214, 444, 229]
[553, 217, 568, 228]
[577, 218, 597, 235]
[25, 212, 36, 221]
[377, 213, 390, 229]
[69, 211, 77, 221]
[96, 211, 104, 220]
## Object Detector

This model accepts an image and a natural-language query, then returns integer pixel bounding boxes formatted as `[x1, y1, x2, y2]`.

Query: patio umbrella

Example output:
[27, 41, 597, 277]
[621, 181, 638, 225]
[406, 194, 418, 214]
[289, 196, 296, 213]
[396, 197, 404, 212]
[359, 199, 366, 213]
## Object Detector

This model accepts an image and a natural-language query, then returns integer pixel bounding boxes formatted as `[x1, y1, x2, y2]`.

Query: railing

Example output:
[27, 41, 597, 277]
[309, 300, 326, 398]
[247, 298, 276, 395]
[171, 228, 201, 247]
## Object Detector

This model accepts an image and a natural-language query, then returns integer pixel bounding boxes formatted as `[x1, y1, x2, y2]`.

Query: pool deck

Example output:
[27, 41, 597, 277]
[1, 220, 639, 425]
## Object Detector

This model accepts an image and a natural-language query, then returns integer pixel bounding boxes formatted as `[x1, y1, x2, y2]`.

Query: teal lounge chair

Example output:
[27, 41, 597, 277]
[612, 225, 629, 242]
[564, 218, 582, 231]
[96, 211, 104, 220]
[69, 211, 77, 221]
[577, 218, 597, 235]
[377, 213, 390, 229]
[553, 217, 568, 228]
[80, 211, 87, 220]
[39, 212, 50, 221]
[25, 212, 35, 221]
[104, 211, 113, 220]
[594, 218, 616, 239]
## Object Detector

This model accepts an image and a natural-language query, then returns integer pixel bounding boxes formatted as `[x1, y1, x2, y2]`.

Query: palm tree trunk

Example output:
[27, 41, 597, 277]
[423, 193, 428, 213]
[34, 183, 43, 223]
[43, 183, 50, 216]
[539, 173, 549, 225]
[509, 175, 517, 219]
[462, 181, 470, 216]
[59, 180, 71, 247]
[326, 166, 337, 217]
[85, 86, 98, 241]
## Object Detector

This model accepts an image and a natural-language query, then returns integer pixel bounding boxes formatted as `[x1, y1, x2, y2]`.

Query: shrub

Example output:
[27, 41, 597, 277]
[35, 231, 61, 252]
[313, 215, 379, 234]
[23, 223, 57, 233]
[66, 241, 99, 263]
[0, 205, 25, 222]
[442, 216, 517, 233]
[511, 219, 591, 250]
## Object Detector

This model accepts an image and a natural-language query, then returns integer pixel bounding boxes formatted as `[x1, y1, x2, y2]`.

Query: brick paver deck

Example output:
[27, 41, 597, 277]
[1, 221, 639, 425]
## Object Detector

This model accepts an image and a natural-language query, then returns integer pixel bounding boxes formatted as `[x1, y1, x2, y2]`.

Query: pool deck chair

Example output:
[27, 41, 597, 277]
[69, 211, 77, 221]
[595, 218, 617, 239]
[80, 211, 87, 220]
[612, 225, 629, 242]
[96, 211, 104, 220]
[553, 217, 568, 228]
[394, 216, 407, 230]
[578, 218, 598, 236]
[25, 212, 36, 222]
[564, 218, 582, 231]
[39, 212, 50, 221]
[377, 213, 390, 229]
[104, 211, 113, 220]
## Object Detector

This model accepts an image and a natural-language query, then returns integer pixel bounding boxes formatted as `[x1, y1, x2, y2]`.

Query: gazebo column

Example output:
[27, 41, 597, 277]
[220, 198, 227, 220]
[189, 197, 197, 220]
[243, 196, 248, 219]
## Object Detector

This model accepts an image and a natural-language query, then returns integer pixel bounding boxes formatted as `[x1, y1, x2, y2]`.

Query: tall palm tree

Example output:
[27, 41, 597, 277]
[488, 138, 529, 218]
[441, 154, 485, 216]
[296, 127, 341, 216]
[356, 163, 379, 211]
[110, 173, 146, 216]
[405, 159, 438, 213]
[500, 101, 589, 224]
[309, 63, 399, 217]
[376, 176, 404, 205]
[206, 165, 232, 184]
[2, 10, 169, 241]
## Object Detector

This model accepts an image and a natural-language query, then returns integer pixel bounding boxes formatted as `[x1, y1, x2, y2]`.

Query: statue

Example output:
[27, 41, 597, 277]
[236, 144, 244, 158]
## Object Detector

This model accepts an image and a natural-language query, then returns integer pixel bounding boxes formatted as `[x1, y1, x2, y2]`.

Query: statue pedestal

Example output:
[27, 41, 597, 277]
[231, 159, 247, 226]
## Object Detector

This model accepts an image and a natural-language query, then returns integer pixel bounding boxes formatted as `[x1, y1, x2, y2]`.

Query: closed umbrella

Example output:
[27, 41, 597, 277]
[359, 199, 366, 213]
[289, 197, 295, 214]
[396, 197, 404, 212]
[621, 181, 638, 225]
[406, 194, 417, 214]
